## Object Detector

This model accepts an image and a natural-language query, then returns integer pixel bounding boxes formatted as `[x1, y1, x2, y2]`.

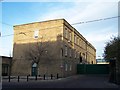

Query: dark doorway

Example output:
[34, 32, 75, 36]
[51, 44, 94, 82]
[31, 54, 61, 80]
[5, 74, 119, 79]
[31, 63, 37, 76]
[80, 56, 82, 63]
[91, 61, 93, 64]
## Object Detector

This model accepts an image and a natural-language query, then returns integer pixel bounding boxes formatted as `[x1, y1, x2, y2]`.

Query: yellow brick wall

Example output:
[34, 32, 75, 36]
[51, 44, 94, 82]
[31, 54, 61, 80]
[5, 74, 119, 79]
[12, 19, 96, 77]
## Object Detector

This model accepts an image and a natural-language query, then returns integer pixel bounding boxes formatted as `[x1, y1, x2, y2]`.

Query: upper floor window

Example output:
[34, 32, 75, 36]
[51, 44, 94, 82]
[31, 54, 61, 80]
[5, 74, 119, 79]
[74, 49, 76, 58]
[80, 52, 81, 57]
[65, 45, 67, 56]
[34, 30, 39, 39]
[79, 39, 81, 46]
[69, 48, 72, 57]
[65, 28, 67, 38]
[74, 35, 76, 43]
[69, 32, 72, 41]
[77, 38, 79, 45]
[76, 36, 78, 44]
[77, 52, 79, 58]
[83, 53, 85, 58]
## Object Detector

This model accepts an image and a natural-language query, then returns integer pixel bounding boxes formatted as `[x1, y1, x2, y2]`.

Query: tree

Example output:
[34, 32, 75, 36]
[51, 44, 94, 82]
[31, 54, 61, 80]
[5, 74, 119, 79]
[25, 41, 53, 76]
[104, 36, 120, 84]
[104, 36, 119, 60]
[26, 41, 48, 65]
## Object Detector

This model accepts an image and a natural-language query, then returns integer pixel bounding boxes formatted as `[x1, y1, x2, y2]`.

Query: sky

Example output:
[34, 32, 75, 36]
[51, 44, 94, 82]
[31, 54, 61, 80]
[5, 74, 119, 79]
[0, 0, 119, 59]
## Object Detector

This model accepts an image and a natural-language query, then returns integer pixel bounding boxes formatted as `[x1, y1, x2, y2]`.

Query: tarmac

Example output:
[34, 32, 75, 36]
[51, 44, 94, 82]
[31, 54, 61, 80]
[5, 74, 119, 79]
[2, 74, 120, 89]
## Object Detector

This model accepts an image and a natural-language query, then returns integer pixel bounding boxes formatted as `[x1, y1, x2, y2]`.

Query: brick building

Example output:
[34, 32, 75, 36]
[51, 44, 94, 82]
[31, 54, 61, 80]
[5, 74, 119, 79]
[12, 19, 96, 77]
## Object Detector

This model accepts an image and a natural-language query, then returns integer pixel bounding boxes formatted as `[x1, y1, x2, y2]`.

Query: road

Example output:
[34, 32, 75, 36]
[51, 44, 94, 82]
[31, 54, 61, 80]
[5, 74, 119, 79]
[2, 74, 120, 89]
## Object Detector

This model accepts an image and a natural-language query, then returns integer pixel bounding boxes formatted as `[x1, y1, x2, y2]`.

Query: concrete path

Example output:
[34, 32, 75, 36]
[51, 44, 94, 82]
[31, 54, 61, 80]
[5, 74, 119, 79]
[2, 74, 120, 89]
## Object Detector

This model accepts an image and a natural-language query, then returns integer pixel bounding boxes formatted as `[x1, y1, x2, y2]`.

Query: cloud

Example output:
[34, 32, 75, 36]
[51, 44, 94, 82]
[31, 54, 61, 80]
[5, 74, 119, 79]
[85, 27, 118, 43]
[1, 1, 118, 57]
[38, 2, 118, 24]
[37, 2, 118, 58]
[85, 26, 117, 51]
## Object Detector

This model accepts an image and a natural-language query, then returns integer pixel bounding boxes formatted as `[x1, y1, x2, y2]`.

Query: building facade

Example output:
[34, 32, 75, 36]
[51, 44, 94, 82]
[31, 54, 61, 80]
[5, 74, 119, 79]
[12, 19, 96, 77]
[1, 56, 12, 76]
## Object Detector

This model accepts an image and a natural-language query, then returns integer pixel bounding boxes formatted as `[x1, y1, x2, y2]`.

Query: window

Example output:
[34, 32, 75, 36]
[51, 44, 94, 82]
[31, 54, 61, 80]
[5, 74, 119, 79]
[70, 64, 72, 71]
[65, 28, 67, 38]
[74, 35, 76, 43]
[80, 52, 81, 57]
[74, 49, 76, 58]
[83, 53, 85, 58]
[77, 38, 79, 45]
[78, 52, 79, 58]
[65, 45, 67, 56]
[60, 49, 63, 57]
[65, 64, 68, 71]
[76, 37, 78, 44]
[80, 57, 82, 63]
[79, 39, 81, 46]
[69, 48, 72, 57]
[69, 32, 72, 41]
[34, 30, 39, 39]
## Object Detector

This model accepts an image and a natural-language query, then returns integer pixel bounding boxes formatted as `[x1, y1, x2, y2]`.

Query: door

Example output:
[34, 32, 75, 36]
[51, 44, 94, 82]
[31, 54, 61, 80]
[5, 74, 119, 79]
[32, 67, 37, 76]
[31, 63, 37, 76]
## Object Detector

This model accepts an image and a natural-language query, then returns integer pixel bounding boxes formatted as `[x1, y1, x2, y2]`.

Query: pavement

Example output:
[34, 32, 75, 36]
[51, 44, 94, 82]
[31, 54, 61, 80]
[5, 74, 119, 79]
[1, 74, 120, 89]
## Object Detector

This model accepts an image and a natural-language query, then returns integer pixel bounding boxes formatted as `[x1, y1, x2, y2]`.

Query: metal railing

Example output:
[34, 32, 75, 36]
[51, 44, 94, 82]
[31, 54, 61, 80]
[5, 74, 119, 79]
[2, 73, 59, 82]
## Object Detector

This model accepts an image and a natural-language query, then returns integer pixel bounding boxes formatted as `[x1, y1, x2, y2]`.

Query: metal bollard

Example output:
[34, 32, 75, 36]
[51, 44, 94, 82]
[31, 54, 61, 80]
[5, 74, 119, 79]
[51, 74, 53, 79]
[57, 73, 58, 79]
[27, 75, 29, 82]
[8, 76, 10, 82]
[44, 74, 45, 80]
[18, 76, 19, 82]
[35, 75, 37, 80]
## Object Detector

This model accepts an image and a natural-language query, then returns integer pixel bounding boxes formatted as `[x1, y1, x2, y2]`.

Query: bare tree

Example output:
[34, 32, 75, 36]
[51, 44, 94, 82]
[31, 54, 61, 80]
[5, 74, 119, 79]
[25, 41, 53, 76]
[27, 41, 48, 65]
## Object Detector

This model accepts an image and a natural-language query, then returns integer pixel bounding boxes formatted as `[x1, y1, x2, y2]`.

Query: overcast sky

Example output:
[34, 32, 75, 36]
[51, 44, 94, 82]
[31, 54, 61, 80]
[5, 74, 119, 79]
[0, 0, 119, 58]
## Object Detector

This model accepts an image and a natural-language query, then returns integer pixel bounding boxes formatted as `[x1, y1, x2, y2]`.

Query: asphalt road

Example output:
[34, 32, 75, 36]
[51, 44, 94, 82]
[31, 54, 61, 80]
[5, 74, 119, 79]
[2, 74, 120, 89]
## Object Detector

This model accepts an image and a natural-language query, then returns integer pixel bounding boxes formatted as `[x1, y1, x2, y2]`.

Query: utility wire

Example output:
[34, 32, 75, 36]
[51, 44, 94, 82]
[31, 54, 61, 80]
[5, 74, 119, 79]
[0, 25, 63, 37]
[1, 22, 13, 26]
[71, 16, 120, 25]
[0, 16, 119, 37]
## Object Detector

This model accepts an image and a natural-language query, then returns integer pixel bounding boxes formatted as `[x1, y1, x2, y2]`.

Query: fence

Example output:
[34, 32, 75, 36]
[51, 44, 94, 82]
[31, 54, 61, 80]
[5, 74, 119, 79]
[77, 64, 109, 74]
[2, 73, 59, 82]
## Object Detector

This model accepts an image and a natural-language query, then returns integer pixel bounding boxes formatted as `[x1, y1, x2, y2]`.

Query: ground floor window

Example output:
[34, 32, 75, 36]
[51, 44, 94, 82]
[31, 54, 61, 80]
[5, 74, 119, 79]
[70, 64, 72, 71]
[65, 64, 67, 71]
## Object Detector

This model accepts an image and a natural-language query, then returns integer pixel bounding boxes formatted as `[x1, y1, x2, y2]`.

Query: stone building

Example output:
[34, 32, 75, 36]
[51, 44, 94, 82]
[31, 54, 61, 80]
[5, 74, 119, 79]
[1, 56, 12, 76]
[12, 19, 96, 77]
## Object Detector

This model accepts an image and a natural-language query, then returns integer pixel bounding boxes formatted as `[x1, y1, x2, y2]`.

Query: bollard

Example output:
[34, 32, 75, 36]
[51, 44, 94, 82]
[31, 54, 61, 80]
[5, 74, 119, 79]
[27, 75, 29, 82]
[57, 73, 58, 79]
[35, 75, 37, 80]
[18, 76, 19, 82]
[8, 76, 10, 82]
[44, 74, 45, 80]
[51, 74, 53, 79]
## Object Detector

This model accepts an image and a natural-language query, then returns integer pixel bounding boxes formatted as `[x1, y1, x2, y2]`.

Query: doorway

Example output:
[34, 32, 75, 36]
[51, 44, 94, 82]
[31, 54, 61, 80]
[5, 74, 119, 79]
[31, 63, 37, 76]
